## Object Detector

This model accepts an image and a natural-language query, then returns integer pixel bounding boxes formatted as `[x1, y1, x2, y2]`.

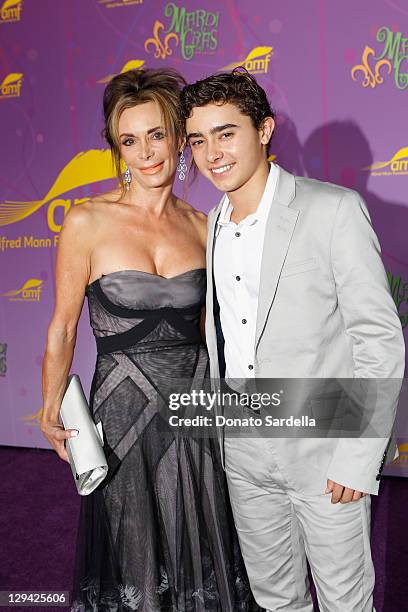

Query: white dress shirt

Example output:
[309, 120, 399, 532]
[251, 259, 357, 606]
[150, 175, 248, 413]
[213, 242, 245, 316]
[213, 163, 278, 379]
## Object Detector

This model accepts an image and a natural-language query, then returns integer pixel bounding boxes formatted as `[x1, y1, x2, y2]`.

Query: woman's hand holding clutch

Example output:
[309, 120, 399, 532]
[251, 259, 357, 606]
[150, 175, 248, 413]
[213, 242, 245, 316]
[40, 417, 79, 463]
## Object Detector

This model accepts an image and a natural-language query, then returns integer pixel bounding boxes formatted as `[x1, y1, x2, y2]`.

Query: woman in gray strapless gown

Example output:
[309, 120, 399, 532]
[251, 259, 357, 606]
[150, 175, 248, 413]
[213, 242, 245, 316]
[70, 269, 262, 611]
[40, 67, 263, 612]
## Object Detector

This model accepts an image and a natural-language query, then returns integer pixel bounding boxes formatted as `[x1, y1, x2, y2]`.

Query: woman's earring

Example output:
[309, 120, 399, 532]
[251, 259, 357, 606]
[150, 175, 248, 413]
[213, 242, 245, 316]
[177, 151, 187, 181]
[124, 165, 132, 191]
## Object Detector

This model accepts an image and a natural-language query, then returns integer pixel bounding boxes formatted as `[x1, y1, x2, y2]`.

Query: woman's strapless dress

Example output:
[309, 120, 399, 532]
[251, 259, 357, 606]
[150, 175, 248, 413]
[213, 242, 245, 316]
[70, 269, 262, 612]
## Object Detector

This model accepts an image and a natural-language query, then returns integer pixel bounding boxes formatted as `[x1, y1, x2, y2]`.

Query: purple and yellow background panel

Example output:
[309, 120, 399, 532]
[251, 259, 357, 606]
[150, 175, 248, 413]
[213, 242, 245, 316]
[0, 0, 407, 474]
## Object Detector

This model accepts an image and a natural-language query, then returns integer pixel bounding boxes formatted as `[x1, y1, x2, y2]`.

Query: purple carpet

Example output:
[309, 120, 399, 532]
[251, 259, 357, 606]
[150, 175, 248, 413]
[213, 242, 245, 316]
[0, 446, 407, 611]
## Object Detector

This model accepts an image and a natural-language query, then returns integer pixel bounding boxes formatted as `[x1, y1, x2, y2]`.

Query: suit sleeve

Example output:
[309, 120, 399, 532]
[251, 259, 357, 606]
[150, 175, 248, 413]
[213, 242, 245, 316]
[326, 190, 405, 494]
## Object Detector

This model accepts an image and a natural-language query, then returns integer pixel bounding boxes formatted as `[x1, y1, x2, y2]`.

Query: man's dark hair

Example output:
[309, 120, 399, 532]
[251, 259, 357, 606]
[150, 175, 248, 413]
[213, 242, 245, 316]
[180, 67, 275, 154]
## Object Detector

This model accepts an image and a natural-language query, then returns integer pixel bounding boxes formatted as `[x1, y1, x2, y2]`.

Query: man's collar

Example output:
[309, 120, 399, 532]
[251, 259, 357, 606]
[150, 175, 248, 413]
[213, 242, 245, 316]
[216, 162, 279, 227]
[217, 197, 233, 226]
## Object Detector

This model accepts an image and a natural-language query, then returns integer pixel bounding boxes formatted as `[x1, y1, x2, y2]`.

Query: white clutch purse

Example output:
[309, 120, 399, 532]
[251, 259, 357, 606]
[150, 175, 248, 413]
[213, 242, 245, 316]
[59, 374, 108, 496]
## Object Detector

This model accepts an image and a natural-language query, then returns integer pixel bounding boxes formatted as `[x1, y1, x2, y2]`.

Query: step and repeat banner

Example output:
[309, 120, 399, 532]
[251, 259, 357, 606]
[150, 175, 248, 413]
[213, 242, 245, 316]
[0, 0, 407, 474]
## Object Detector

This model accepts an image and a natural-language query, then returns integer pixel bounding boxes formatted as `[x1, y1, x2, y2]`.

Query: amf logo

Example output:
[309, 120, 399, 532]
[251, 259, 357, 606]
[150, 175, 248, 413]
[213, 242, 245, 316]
[0, 149, 117, 232]
[1, 278, 43, 302]
[0, 0, 22, 24]
[220, 47, 273, 75]
[0, 72, 23, 99]
[364, 147, 408, 176]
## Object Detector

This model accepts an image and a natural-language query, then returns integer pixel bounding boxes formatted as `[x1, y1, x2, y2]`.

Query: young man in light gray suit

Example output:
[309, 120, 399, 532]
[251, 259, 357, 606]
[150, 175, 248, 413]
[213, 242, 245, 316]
[180, 70, 405, 611]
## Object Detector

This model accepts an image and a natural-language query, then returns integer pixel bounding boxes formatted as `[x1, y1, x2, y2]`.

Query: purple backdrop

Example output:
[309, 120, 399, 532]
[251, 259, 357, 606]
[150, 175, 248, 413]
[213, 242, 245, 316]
[0, 0, 407, 475]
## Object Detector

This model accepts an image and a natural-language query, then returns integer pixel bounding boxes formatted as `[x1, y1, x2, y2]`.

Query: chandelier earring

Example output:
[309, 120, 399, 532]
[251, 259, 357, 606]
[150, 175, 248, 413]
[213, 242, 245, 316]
[124, 165, 132, 191]
[177, 150, 187, 181]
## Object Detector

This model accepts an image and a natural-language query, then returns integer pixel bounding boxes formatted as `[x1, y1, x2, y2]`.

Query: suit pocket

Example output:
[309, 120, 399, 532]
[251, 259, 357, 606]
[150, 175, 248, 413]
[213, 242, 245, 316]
[280, 256, 318, 278]
[309, 390, 353, 435]
[310, 394, 346, 421]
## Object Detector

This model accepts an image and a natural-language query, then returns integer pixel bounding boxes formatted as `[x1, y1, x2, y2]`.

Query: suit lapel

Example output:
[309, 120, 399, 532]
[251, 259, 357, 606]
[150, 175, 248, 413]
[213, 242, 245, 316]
[255, 166, 299, 348]
[206, 196, 225, 298]
[206, 196, 226, 355]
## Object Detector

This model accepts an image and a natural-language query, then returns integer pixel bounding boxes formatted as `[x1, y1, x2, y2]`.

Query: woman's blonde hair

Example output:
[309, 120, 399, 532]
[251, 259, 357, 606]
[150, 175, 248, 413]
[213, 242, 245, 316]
[103, 68, 187, 195]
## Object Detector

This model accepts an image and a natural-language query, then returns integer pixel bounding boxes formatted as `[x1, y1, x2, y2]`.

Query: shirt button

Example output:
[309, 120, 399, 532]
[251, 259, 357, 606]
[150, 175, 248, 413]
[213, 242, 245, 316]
[235, 232, 241, 237]
[236, 275, 241, 281]
[248, 364, 254, 370]
[242, 319, 247, 324]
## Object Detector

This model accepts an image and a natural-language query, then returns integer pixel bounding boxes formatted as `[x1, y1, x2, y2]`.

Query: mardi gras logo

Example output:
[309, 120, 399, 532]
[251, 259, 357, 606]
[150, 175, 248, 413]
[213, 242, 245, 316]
[144, 20, 179, 59]
[0, 72, 23, 98]
[351, 46, 391, 89]
[376, 26, 408, 90]
[144, 3, 220, 61]
[363, 147, 408, 176]
[98, 59, 145, 84]
[0, 149, 117, 232]
[352, 26, 408, 90]
[0, 0, 22, 23]
[1, 278, 43, 302]
[220, 47, 273, 75]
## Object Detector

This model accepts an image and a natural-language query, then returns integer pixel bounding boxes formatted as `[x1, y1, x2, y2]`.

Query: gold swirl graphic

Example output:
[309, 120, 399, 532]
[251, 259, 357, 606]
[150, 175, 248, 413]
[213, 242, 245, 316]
[1, 72, 22, 87]
[363, 146, 408, 171]
[0, 149, 116, 226]
[2, 0, 22, 8]
[2, 278, 43, 297]
[20, 407, 44, 426]
[144, 20, 179, 60]
[351, 46, 391, 89]
[98, 59, 145, 84]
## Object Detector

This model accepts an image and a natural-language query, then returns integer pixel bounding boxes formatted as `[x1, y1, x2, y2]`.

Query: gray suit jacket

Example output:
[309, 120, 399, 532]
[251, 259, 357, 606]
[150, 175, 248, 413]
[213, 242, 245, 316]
[205, 164, 405, 495]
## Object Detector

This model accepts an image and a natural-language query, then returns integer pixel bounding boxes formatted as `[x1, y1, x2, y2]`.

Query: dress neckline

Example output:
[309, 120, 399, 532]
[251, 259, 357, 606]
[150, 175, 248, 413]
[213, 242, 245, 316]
[87, 267, 206, 288]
